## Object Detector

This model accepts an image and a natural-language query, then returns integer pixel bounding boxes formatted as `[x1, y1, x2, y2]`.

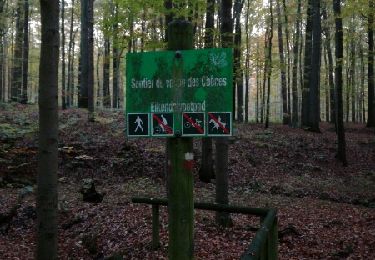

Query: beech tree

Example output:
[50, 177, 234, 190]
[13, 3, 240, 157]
[199, 0, 215, 183]
[367, 0, 375, 127]
[333, 0, 347, 166]
[37, 0, 59, 258]
[215, 0, 233, 228]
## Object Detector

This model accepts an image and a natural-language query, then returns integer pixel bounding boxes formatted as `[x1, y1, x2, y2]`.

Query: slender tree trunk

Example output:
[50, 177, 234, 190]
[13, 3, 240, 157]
[164, 0, 173, 42]
[323, 46, 329, 122]
[360, 44, 365, 123]
[37, 0, 59, 258]
[256, 42, 260, 123]
[333, 0, 347, 166]
[11, 0, 24, 102]
[308, 0, 321, 131]
[67, 0, 75, 107]
[79, 0, 88, 108]
[261, 32, 268, 124]
[302, 0, 313, 127]
[265, 0, 273, 129]
[291, 0, 301, 127]
[61, 0, 66, 109]
[96, 50, 100, 107]
[234, 0, 244, 122]
[282, 0, 291, 118]
[0, 0, 5, 102]
[103, 36, 110, 108]
[367, 0, 375, 127]
[322, 6, 336, 124]
[245, 0, 251, 122]
[21, 0, 29, 104]
[276, 0, 288, 124]
[215, 0, 233, 228]
[350, 20, 356, 122]
[87, 0, 94, 121]
[199, 0, 216, 183]
[71, 31, 77, 106]
[112, 3, 119, 108]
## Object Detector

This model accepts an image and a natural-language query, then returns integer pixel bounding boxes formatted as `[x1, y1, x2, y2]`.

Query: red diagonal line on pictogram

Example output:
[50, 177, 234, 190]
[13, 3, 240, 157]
[183, 113, 204, 134]
[208, 113, 229, 134]
[153, 114, 173, 134]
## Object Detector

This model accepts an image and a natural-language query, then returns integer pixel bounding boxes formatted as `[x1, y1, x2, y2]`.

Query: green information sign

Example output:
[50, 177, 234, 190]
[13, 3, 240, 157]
[125, 48, 233, 137]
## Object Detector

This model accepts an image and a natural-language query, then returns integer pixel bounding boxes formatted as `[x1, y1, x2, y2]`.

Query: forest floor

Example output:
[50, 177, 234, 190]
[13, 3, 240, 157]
[0, 102, 375, 259]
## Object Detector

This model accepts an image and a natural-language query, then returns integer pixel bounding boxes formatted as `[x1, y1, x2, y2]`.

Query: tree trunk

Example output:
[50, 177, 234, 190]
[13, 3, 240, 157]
[67, 0, 75, 107]
[244, 0, 251, 122]
[349, 18, 356, 123]
[215, 0, 233, 228]
[302, 0, 313, 127]
[282, 0, 291, 118]
[323, 46, 329, 121]
[164, 0, 173, 42]
[302, 0, 321, 132]
[261, 32, 268, 124]
[234, 0, 244, 122]
[333, 0, 347, 166]
[308, 0, 321, 131]
[276, 0, 288, 124]
[360, 43, 366, 123]
[21, 0, 29, 104]
[103, 36, 110, 108]
[367, 0, 375, 127]
[322, 7, 336, 124]
[11, 0, 24, 102]
[0, 0, 5, 102]
[291, 0, 301, 127]
[265, 0, 273, 129]
[198, 0, 216, 183]
[36, 0, 59, 258]
[61, 0, 66, 109]
[79, 0, 88, 108]
[87, 0, 94, 121]
[112, 3, 119, 108]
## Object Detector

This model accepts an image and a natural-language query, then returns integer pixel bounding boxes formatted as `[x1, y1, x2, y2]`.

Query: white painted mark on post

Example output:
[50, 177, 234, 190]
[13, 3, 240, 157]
[184, 153, 194, 161]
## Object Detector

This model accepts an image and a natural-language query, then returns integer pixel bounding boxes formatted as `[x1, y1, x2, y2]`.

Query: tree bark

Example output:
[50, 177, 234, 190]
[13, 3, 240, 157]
[112, 2, 119, 108]
[11, 0, 24, 102]
[21, 0, 29, 104]
[291, 0, 301, 127]
[215, 0, 233, 228]
[367, 0, 375, 127]
[234, 0, 244, 122]
[265, 0, 273, 129]
[308, 0, 321, 131]
[103, 36, 110, 108]
[87, 0, 94, 121]
[199, 0, 216, 183]
[244, 0, 251, 122]
[322, 7, 336, 124]
[67, 0, 75, 107]
[333, 0, 347, 166]
[61, 0, 66, 109]
[276, 0, 288, 125]
[37, 0, 59, 258]
[0, 0, 5, 101]
[302, 0, 313, 127]
[79, 0, 88, 108]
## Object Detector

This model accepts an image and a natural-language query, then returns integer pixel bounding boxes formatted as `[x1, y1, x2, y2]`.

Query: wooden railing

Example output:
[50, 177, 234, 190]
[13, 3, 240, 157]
[131, 197, 278, 259]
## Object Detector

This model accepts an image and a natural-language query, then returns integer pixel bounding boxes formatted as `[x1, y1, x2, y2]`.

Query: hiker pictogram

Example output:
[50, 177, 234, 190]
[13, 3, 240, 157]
[182, 112, 205, 136]
[152, 113, 174, 136]
[207, 112, 231, 136]
[134, 116, 144, 132]
[127, 113, 149, 136]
